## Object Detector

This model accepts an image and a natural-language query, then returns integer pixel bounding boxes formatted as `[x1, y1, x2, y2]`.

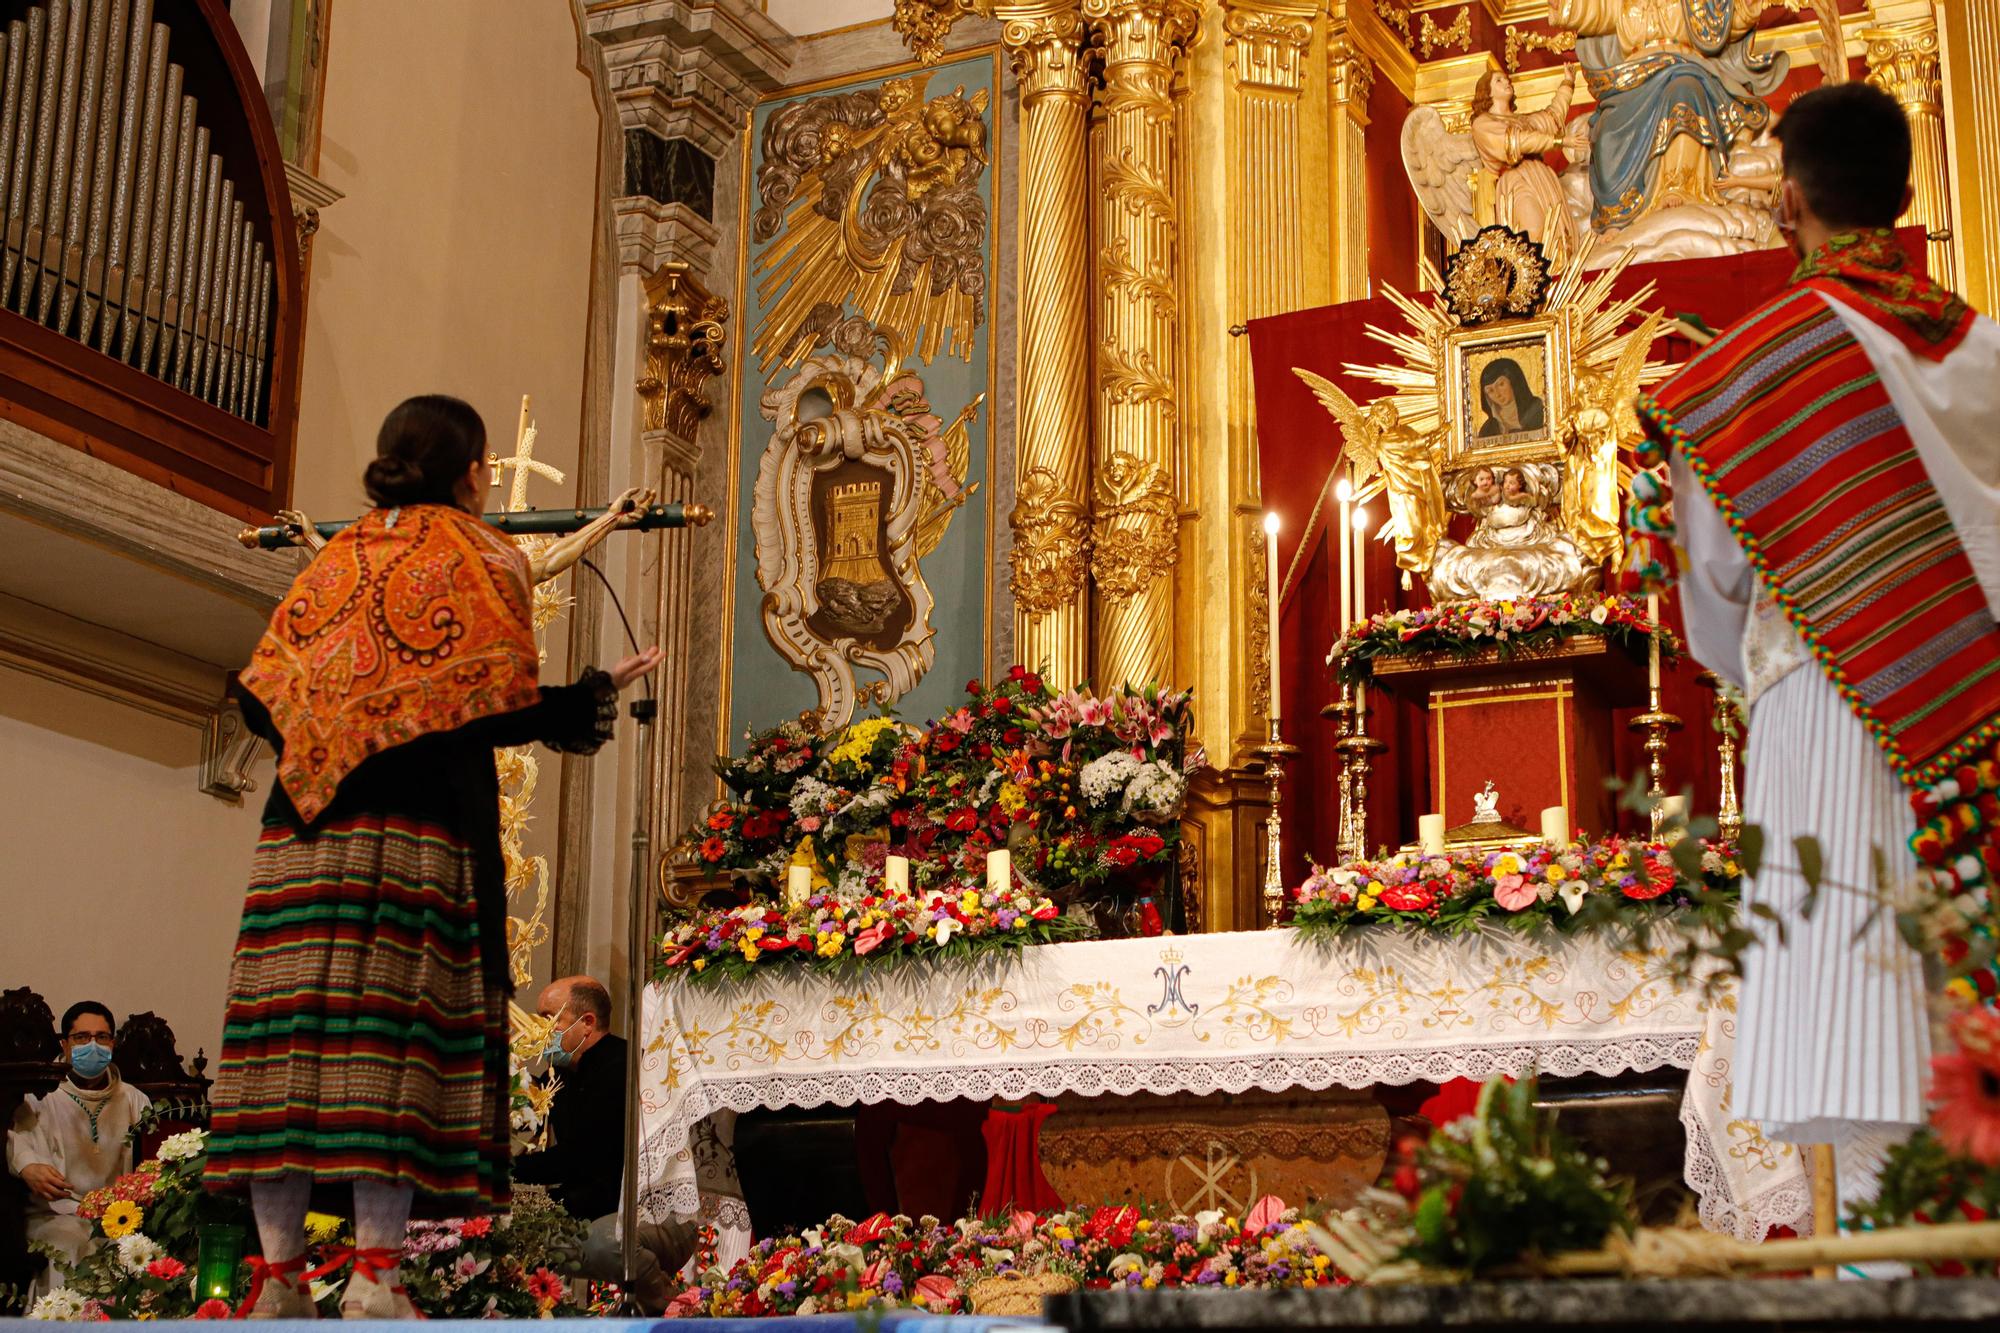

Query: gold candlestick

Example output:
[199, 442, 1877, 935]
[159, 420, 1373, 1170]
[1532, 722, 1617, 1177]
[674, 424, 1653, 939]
[1322, 682, 1356, 864]
[1630, 687, 1683, 839]
[1337, 687, 1387, 863]
[1697, 670, 1745, 844]
[1258, 718, 1302, 928]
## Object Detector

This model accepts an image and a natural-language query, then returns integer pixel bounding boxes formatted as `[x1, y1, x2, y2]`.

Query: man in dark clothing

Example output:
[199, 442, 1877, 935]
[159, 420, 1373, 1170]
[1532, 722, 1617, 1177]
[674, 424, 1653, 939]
[513, 976, 690, 1313]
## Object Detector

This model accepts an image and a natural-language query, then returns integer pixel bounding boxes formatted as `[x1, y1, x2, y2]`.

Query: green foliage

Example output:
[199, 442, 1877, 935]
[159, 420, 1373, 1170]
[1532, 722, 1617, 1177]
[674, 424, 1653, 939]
[1847, 1128, 2000, 1276]
[1399, 1077, 1632, 1274]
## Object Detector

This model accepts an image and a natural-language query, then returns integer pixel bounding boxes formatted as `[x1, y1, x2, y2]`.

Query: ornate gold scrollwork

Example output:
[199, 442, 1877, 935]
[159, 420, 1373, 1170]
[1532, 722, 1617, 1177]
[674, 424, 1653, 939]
[1503, 23, 1577, 74]
[1418, 6, 1471, 59]
[893, 0, 979, 65]
[1010, 465, 1093, 616]
[1091, 451, 1180, 602]
[638, 263, 730, 441]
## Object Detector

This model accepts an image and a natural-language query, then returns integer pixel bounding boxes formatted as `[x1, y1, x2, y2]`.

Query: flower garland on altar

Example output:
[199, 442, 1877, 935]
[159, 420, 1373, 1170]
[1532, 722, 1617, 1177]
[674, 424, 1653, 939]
[1291, 834, 1741, 937]
[1332, 593, 1678, 684]
[658, 1201, 1344, 1317]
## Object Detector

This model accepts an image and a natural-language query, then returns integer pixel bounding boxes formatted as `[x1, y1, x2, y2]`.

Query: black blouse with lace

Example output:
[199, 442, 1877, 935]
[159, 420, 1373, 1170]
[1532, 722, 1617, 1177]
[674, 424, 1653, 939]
[231, 672, 618, 991]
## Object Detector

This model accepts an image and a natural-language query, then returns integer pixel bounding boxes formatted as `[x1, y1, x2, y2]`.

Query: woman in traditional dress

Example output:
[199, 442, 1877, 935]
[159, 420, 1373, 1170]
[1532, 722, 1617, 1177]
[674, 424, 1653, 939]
[202, 395, 662, 1318]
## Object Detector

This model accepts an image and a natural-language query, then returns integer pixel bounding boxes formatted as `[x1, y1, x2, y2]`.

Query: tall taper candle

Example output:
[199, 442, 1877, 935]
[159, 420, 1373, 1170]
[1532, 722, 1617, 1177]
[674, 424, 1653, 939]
[1263, 512, 1282, 721]
[1353, 505, 1371, 714]
[986, 848, 1011, 895]
[885, 854, 910, 894]
[1335, 474, 1354, 634]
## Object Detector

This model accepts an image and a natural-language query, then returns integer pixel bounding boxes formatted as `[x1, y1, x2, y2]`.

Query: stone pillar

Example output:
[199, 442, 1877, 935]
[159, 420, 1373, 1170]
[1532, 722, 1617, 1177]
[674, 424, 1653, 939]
[1864, 4, 1954, 287]
[1941, 0, 2000, 312]
[1085, 0, 1199, 693]
[999, 3, 1095, 692]
[560, 0, 790, 981]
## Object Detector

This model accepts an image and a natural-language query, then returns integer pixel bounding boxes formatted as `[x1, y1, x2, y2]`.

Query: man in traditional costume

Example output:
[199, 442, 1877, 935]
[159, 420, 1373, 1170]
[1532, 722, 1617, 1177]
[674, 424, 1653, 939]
[201, 395, 663, 1318]
[7, 1002, 150, 1293]
[1628, 83, 2000, 1216]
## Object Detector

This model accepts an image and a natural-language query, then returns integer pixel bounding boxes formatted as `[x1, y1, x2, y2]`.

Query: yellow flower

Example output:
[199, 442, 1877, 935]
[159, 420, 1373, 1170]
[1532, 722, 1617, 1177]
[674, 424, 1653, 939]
[1141, 1278, 1158, 1290]
[1493, 852, 1523, 875]
[692, 958, 707, 972]
[816, 934, 843, 959]
[738, 938, 760, 962]
[1052, 1226, 1073, 1240]
[997, 781, 1026, 813]
[101, 1200, 143, 1238]
[305, 1211, 343, 1243]
[1224, 1272, 1240, 1288]
[845, 1291, 868, 1310]
[1357, 894, 1377, 911]
[1545, 864, 1567, 882]
[1136, 1219, 1152, 1233]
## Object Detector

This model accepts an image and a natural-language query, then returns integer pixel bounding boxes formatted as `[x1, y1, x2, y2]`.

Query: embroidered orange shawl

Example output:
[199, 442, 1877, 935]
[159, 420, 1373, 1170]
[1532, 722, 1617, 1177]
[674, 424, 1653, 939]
[241, 504, 540, 822]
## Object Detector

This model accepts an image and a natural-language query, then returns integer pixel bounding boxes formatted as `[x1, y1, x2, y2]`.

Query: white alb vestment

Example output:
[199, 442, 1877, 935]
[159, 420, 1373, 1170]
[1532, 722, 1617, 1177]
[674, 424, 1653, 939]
[1673, 293, 2000, 1166]
[6, 1070, 150, 1284]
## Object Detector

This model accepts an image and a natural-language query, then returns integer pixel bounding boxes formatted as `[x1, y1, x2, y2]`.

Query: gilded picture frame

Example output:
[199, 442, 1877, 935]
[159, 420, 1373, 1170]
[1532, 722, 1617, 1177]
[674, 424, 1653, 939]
[1442, 314, 1569, 471]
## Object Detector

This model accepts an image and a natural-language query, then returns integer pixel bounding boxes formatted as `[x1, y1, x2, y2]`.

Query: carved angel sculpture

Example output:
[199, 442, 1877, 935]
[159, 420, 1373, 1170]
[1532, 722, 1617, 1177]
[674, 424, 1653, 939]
[1294, 369, 1446, 578]
[1404, 65, 1582, 267]
[1430, 462, 1595, 601]
[1566, 311, 1663, 569]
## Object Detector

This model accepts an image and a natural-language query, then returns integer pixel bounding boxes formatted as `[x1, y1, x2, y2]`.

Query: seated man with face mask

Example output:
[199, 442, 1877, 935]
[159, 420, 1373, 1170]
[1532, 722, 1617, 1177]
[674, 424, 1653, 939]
[7, 1002, 151, 1291]
[513, 976, 690, 1313]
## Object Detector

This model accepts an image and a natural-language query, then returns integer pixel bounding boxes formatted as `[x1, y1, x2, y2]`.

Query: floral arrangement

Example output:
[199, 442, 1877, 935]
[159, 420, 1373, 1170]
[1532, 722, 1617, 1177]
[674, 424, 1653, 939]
[658, 872, 1086, 983]
[29, 1129, 599, 1321]
[1849, 1005, 2000, 1275]
[669, 670, 1200, 977]
[1390, 1076, 1631, 1274]
[658, 1201, 1343, 1317]
[1332, 594, 1678, 684]
[29, 1127, 249, 1321]
[1291, 835, 1741, 937]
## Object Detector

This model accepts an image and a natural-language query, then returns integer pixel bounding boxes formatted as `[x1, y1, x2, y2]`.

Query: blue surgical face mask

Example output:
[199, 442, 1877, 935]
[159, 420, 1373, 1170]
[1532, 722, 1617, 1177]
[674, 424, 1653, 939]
[69, 1042, 113, 1079]
[539, 1016, 580, 1069]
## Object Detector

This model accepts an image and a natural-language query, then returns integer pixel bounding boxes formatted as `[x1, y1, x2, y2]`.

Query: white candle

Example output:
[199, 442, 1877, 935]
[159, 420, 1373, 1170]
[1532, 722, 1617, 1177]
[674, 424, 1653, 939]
[786, 863, 811, 909]
[1335, 475, 1354, 633]
[1540, 805, 1570, 846]
[1418, 813, 1446, 857]
[1659, 795, 1687, 825]
[1353, 505, 1371, 716]
[986, 848, 1011, 895]
[885, 854, 910, 894]
[1647, 592, 1662, 693]
[1263, 512, 1282, 723]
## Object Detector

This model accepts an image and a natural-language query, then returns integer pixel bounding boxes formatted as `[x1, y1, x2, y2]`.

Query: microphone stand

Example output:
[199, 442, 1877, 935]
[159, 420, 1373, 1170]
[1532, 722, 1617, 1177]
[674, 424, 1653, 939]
[619, 694, 659, 1307]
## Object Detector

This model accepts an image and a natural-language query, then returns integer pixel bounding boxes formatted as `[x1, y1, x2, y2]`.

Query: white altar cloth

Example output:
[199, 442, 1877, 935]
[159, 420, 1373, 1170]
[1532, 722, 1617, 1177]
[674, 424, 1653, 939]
[636, 926, 1737, 1234]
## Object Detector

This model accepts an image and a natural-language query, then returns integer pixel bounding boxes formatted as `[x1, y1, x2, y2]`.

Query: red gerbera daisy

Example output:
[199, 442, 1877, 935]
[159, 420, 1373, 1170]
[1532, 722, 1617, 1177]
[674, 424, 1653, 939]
[1930, 1005, 2000, 1165]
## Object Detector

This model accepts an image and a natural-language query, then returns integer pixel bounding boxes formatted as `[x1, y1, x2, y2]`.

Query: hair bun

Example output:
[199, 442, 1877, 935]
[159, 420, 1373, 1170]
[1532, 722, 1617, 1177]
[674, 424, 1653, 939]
[363, 455, 428, 507]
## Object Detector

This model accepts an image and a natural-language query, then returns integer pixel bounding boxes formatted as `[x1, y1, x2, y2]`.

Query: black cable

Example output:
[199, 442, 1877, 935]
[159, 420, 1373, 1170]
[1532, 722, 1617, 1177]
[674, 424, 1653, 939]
[578, 557, 657, 715]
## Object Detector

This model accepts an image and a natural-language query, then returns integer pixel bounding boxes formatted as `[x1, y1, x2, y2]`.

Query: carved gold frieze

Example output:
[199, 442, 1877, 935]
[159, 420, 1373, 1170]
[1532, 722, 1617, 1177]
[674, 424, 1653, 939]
[1502, 22, 1576, 73]
[1419, 6, 1471, 58]
[1010, 465, 1093, 615]
[750, 73, 990, 371]
[1091, 451, 1180, 602]
[638, 262, 730, 443]
[893, 0, 979, 65]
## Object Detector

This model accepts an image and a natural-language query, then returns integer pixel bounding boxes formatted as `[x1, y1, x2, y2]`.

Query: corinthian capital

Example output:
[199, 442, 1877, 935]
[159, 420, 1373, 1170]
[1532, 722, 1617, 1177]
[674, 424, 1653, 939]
[1863, 22, 1943, 112]
[1082, 0, 1202, 67]
[999, 5, 1090, 97]
[1222, 2, 1316, 93]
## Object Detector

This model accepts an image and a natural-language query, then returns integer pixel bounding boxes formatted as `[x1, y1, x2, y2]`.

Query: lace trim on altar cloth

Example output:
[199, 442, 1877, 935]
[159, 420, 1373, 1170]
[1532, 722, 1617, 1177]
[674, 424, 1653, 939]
[636, 1034, 1702, 1221]
[1678, 1072, 1813, 1242]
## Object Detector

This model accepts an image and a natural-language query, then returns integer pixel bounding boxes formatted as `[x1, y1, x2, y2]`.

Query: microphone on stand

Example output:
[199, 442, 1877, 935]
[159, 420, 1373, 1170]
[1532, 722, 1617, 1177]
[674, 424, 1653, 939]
[237, 502, 714, 550]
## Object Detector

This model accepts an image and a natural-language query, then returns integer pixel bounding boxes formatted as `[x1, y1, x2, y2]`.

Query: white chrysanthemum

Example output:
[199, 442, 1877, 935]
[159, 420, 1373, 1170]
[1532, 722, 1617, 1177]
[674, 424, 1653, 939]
[116, 1231, 165, 1274]
[1079, 750, 1142, 807]
[27, 1288, 88, 1320]
[1120, 760, 1186, 822]
[156, 1129, 207, 1162]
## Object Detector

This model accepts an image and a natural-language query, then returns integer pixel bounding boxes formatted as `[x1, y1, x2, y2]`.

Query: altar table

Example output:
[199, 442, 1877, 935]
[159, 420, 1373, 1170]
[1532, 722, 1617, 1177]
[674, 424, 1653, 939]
[636, 926, 1816, 1255]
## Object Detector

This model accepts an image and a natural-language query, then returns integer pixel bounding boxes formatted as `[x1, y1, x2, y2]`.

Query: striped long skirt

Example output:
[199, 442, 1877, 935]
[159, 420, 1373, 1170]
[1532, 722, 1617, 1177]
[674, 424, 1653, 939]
[203, 815, 509, 1215]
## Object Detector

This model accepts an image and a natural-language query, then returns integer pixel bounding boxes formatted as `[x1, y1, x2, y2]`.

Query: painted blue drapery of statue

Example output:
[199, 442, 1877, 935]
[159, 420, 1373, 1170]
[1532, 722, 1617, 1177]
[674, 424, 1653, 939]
[1556, 0, 1788, 229]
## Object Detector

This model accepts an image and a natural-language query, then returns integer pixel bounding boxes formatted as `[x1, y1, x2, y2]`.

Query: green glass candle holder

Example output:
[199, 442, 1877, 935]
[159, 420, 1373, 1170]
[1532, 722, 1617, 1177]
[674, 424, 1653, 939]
[195, 1221, 246, 1303]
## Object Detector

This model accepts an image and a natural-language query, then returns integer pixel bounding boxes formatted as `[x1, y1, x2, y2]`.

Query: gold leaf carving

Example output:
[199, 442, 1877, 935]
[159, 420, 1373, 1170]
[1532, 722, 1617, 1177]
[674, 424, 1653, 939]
[1010, 465, 1092, 616]
[1091, 451, 1180, 601]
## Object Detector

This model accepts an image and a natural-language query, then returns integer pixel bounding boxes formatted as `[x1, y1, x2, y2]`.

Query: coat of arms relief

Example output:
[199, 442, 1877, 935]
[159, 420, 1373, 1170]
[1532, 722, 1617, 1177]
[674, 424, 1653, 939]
[747, 72, 990, 726]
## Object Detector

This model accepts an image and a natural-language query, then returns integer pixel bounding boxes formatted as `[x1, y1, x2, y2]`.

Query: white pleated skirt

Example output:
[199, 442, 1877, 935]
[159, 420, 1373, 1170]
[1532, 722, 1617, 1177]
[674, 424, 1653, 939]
[1731, 664, 1933, 1141]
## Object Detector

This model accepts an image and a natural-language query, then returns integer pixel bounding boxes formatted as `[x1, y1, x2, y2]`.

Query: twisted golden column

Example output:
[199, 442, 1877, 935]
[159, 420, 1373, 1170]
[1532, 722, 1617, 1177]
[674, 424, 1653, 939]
[1003, 4, 1095, 691]
[1086, 0, 1199, 692]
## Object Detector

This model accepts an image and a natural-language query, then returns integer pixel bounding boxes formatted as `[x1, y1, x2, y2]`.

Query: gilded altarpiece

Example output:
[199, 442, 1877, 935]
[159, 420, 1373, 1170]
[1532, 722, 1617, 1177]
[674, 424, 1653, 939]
[725, 54, 1002, 739]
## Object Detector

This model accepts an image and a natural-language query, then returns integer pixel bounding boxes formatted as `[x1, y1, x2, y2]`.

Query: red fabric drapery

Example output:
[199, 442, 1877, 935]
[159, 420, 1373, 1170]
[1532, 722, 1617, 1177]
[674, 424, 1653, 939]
[1244, 234, 1932, 876]
[980, 1102, 1063, 1212]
